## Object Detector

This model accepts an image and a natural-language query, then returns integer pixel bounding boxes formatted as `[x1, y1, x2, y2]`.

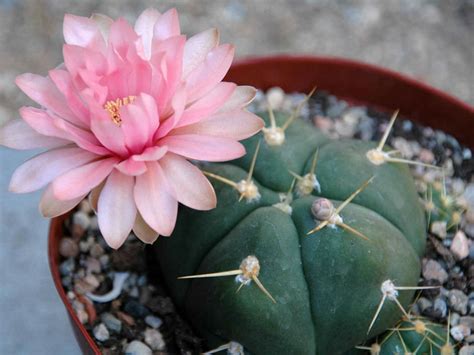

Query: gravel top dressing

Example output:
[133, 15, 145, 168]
[58, 88, 474, 354]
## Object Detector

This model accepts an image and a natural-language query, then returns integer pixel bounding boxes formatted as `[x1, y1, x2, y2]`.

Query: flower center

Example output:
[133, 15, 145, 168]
[104, 96, 136, 126]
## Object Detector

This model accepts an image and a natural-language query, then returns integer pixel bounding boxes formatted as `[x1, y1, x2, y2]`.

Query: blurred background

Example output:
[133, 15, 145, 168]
[0, 0, 472, 353]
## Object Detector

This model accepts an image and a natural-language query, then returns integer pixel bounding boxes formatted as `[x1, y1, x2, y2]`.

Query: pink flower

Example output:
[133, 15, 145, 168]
[1, 8, 263, 249]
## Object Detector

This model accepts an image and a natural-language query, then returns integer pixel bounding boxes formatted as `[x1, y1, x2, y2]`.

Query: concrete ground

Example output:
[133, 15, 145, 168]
[0, 0, 472, 353]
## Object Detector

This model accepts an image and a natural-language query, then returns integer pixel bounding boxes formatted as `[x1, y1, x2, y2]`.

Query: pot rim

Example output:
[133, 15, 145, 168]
[48, 54, 474, 354]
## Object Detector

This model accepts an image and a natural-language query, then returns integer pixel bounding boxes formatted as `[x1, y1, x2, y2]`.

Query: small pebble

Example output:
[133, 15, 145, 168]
[101, 312, 122, 333]
[433, 297, 448, 318]
[451, 324, 471, 341]
[59, 237, 79, 258]
[116, 311, 136, 327]
[73, 211, 91, 230]
[461, 316, 474, 331]
[85, 257, 102, 274]
[76, 309, 89, 324]
[451, 231, 470, 260]
[124, 340, 152, 355]
[90, 243, 105, 258]
[144, 328, 165, 351]
[93, 323, 110, 342]
[266, 87, 285, 110]
[422, 259, 448, 284]
[417, 297, 432, 313]
[449, 289, 469, 315]
[430, 221, 448, 239]
[124, 300, 150, 318]
[145, 315, 163, 329]
[460, 345, 474, 355]
[59, 258, 75, 276]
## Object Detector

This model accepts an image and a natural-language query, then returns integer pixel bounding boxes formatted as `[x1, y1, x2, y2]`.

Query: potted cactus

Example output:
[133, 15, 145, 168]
[2, 6, 473, 355]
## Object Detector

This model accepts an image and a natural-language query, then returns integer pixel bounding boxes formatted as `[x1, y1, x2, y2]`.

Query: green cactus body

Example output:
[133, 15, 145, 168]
[154, 111, 427, 354]
[377, 320, 454, 355]
[424, 182, 464, 232]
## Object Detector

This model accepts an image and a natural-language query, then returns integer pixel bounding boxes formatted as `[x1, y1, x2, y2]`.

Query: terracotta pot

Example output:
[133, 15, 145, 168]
[48, 56, 474, 354]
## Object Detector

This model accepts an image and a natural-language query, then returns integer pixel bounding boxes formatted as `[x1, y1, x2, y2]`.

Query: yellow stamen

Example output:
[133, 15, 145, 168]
[104, 96, 136, 126]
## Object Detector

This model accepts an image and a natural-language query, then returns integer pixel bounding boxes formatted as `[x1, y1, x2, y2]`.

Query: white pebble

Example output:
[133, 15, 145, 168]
[451, 230, 470, 260]
[93, 323, 110, 342]
[144, 328, 165, 351]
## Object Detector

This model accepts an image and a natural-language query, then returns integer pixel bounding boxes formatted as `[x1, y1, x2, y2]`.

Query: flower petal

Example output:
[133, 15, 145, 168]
[184, 44, 234, 103]
[98, 170, 137, 249]
[171, 109, 264, 140]
[88, 181, 105, 213]
[52, 157, 118, 200]
[0, 119, 68, 150]
[9, 147, 99, 193]
[135, 8, 161, 59]
[90, 13, 113, 39]
[115, 158, 148, 176]
[217, 85, 257, 113]
[20, 107, 70, 140]
[133, 212, 159, 244]
[40, 184, 85, 218]
[160, 153, 216, 210]
[132, 146, 167, 162]
[16, 73, 83, 127]
[183, 28, 219, 78]
[134, 162, 177, 236]
[176, 82, 236, 128]
[63, 14, 105, 49]
[49, 69, 89, 124]
[153, 8, 180, 40]
[89, 102, 129, 157]
[160, 134, 245, 162]
[120, 94, 159, 154]
[154, 85, 187, 139]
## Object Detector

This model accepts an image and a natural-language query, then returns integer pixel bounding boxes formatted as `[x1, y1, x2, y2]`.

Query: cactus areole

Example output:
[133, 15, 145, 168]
[153, 110, 426, 354]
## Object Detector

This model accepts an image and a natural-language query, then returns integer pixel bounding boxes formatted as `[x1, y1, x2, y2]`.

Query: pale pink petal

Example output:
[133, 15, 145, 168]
[140, 93, 160, 143]
[132, 146, 167, 162]
[120, 94, 159, 154]
[217, 86, 257, 113]
[52, 157, 118, 200]
[98, 170, 137, 249]
[40, 184, 85, 218]
[16, 73, 82, 126]
[151, 36, 185, 111]
[63, 45, 107, 91]
[90, 13, 113, 39]
[175, 82, 236, 128]
[155, 85, 187, 139]
[9, 147, 99, 193]
[63, 14, 104, 49]
[133, 212, 159, 244]
[89, 102, 129, 157]
[115, 158, 148, 176]
[20, 107, 70, 140]
[184, 44, 234, 103]
[88, 181, 105, 213]
[53, 116, 110, 155]
[0, 119, 68, 150]
[153, 8, 180, 40]
[159, 134, 245, 162]
[134, 8, 161, 59]
[182, 28, 219, 78]
[171, 110, 264, 140]
[160, 153, 216, 210]
[49, 69, 89, 124]
[107, 18, 138, 60]
[134, 162, 178, 236]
